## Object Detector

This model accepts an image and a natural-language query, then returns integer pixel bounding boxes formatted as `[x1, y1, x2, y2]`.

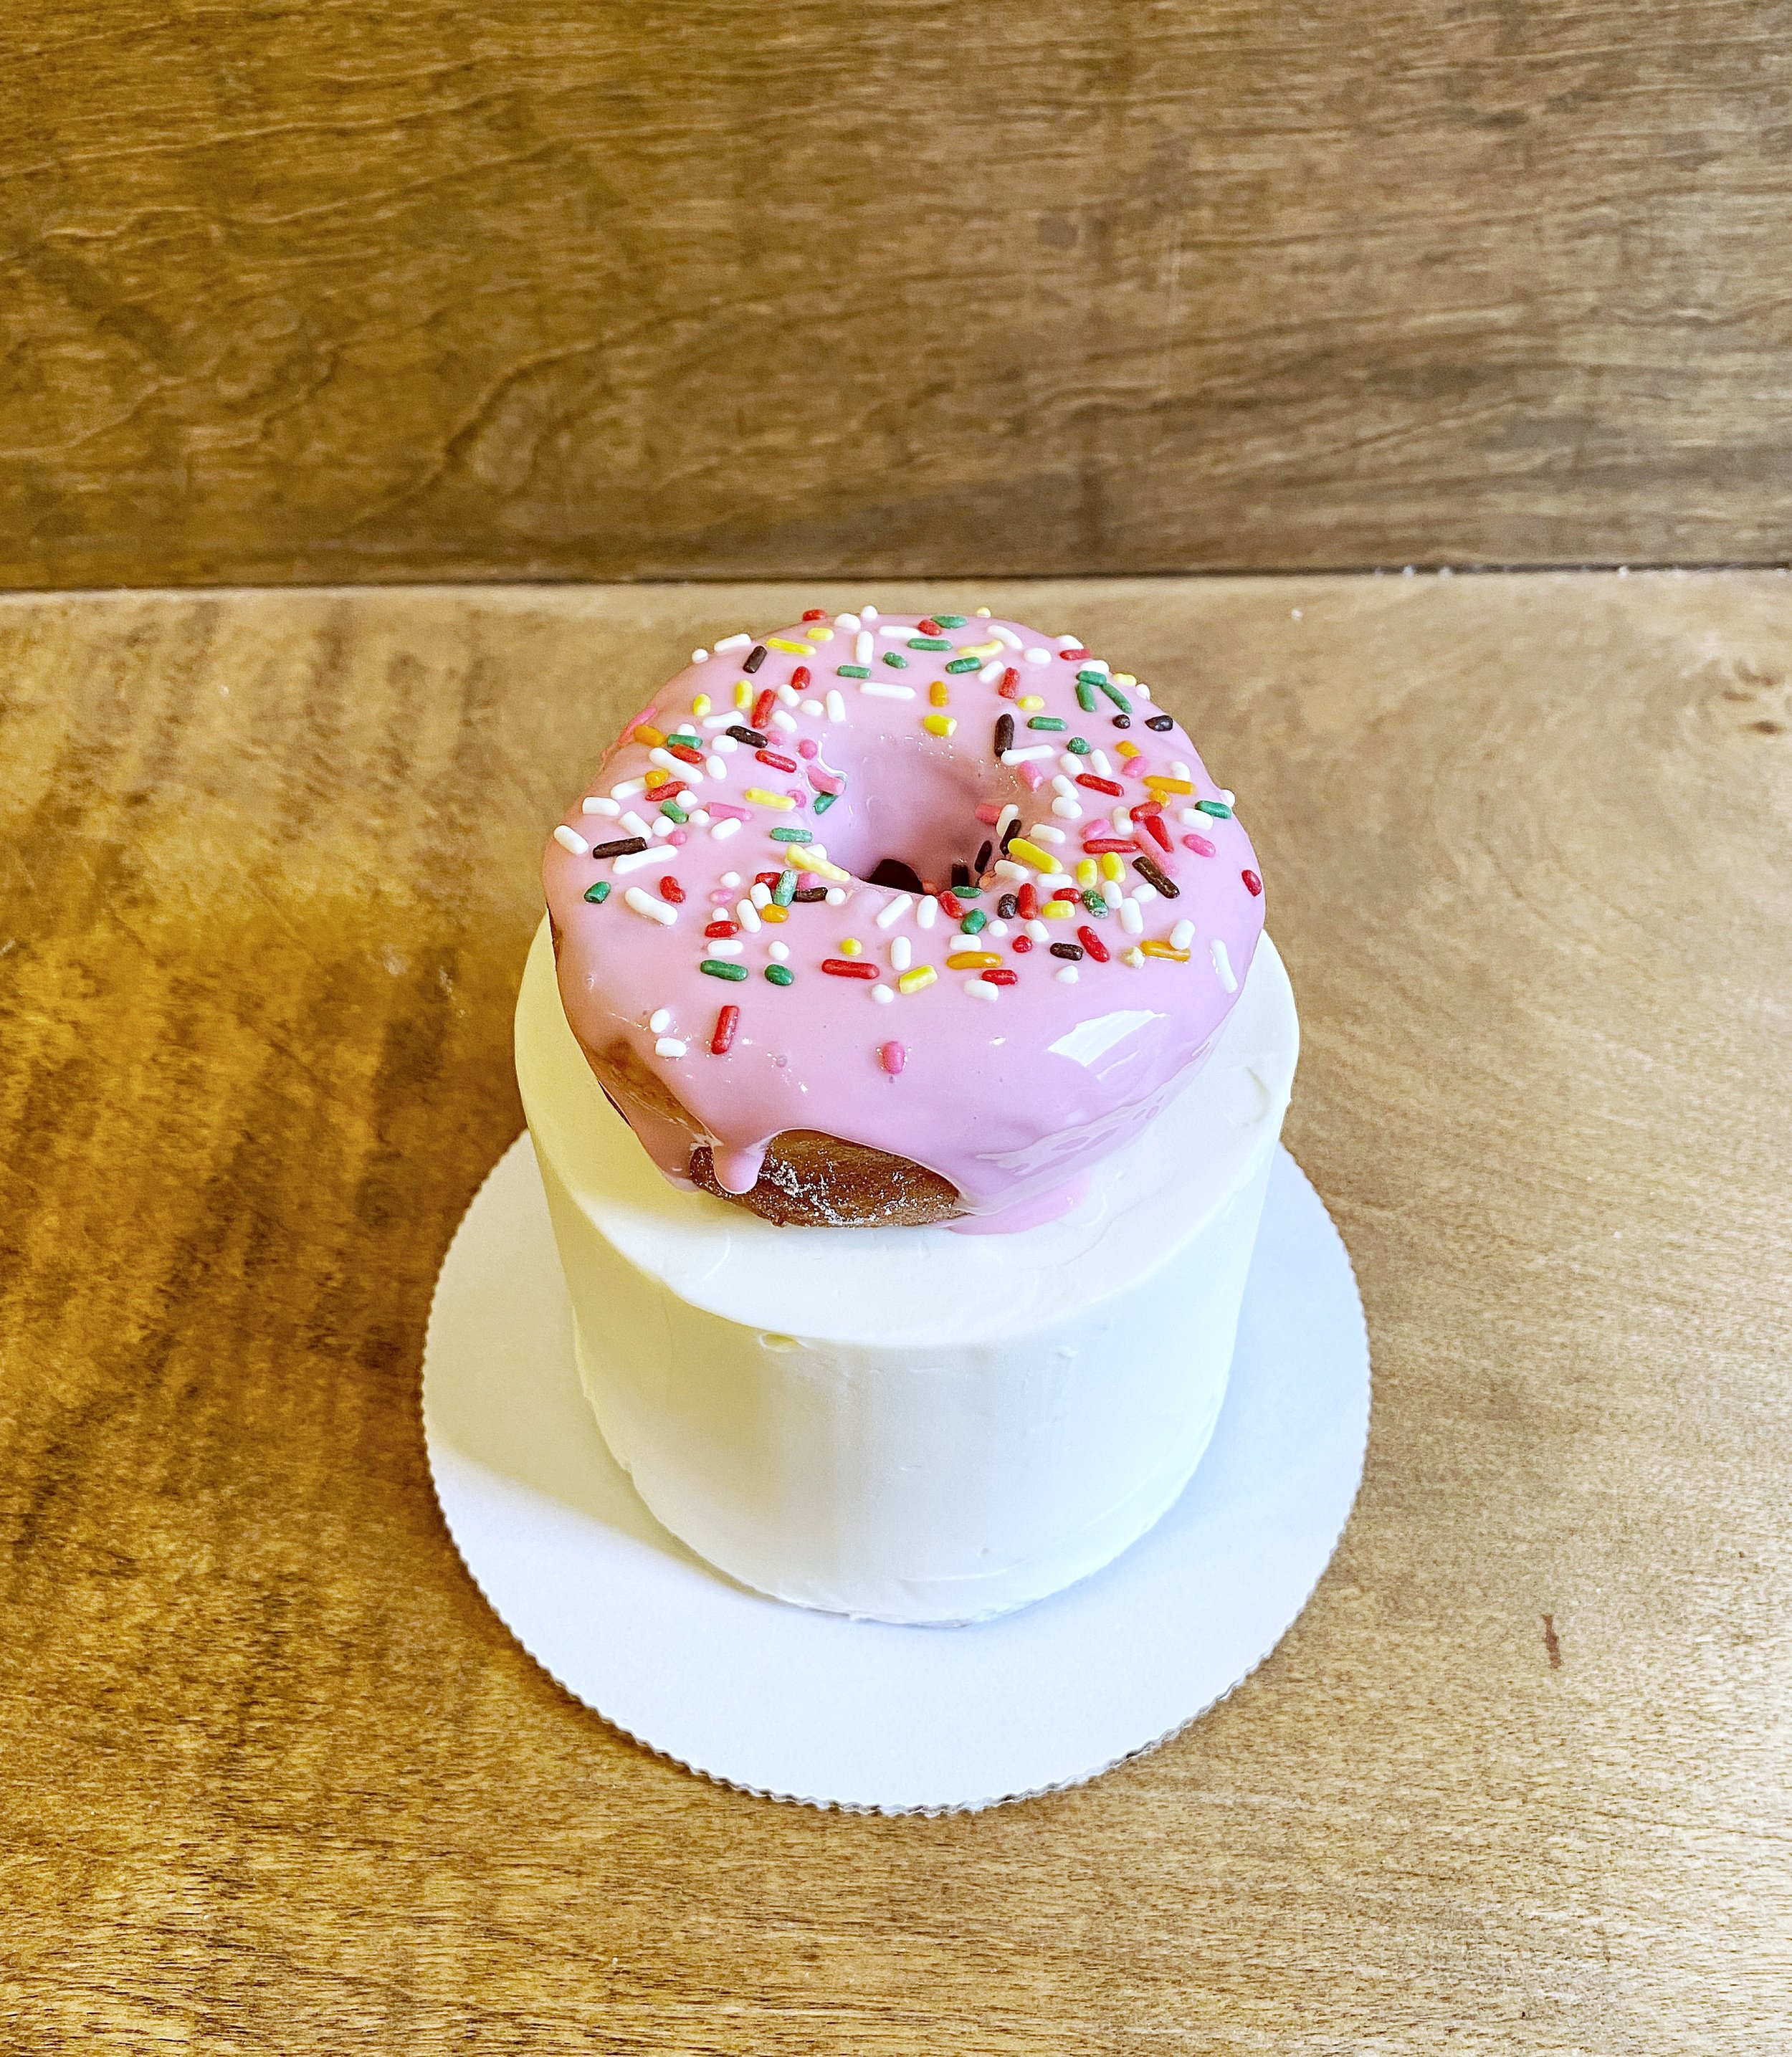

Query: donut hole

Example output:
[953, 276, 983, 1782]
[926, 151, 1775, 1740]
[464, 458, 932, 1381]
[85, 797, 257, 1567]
[812, 733, 1021, 893]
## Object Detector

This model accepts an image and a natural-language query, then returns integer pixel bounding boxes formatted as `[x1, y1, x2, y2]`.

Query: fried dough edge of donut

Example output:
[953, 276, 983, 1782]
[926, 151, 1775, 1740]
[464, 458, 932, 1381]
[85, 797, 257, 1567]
[690, 1132, 963, 1229]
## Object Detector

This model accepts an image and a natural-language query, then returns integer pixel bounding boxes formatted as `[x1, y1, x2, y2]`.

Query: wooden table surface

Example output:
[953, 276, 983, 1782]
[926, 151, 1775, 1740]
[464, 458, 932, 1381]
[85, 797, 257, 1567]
[1, 573, 1786, 2052]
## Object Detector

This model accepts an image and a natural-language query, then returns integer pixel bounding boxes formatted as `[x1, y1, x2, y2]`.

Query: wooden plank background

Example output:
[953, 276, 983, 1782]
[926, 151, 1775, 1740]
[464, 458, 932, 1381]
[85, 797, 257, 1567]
[4, 3, 1791, 588]
[2, 574, 1787, 2049]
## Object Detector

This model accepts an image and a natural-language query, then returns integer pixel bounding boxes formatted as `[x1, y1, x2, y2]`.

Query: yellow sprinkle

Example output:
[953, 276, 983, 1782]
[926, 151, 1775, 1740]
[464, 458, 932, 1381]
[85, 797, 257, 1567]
[788, 846, 850, 881]
[760, 902, 788, 923]
[1006, 837, 1054, 871]
[691, 694, 711, 717]
[1075, 858, 1097, 889]
[840, 937, 862, 956]
[1100, 852, 1123, 881]
[1018, 695, 1044, 712]
[743, 786, 797, 810]
[897, 965, 938, 995]
[1144, 775, 1193, 794]
[946, 950, 1002, 971]
[807, 626, 834, 643]
[1141, 940, 1191, 961]
[765, 637, 816, 655]
[1115, 740, 1142, 759]
[929, 680, 950, 706]
[959, 640, 1002, 659]
[1042, 899, 1076, 920]
[1112, 672, 1137, 687]
[633, 723, 667, 747]
[734, 682, 751, 707]
[922, 712, 957, 738]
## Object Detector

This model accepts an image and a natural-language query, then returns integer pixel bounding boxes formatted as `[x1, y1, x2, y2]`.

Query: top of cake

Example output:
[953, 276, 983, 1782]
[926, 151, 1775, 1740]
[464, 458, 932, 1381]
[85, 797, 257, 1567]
[541, 607, 1266, 1232]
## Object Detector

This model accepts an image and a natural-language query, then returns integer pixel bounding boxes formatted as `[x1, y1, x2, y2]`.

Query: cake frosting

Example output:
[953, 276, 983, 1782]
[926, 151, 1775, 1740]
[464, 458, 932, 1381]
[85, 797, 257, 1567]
[516, 918, 1300, 1623]
[542, 610, 1265, 1231]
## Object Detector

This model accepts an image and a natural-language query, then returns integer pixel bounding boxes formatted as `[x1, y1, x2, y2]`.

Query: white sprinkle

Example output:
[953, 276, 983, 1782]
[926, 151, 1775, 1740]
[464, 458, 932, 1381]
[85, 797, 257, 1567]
[917, 896, 939, 930]
[702, 756, 725, 780]
[1119, 897, 1145, 935]
[1123, 945, 1145, 967]
[1057, 634, 1082, 649]
[768, 940, 789, 961]
[890, 936, 912, 972]
[1055, 966, 1080, 985]
[978, 662, 1004, 684]
[1040, 872, 1075, 894]
[1051, 773, 1074, 797]
[649, 1007, 672, 1033]
[809, 843, 830, 863]
[772, 710, 799, 732]
[690, 649, 709, 665]
[651, 816, 675, 839]
[986, 918, 1009, 940]
[871, 984, 895, 1004]
[553, 825, 590, 855]
[735, 899, 761, 932]
[707, 940, 744, 958]
[655, 1037, 687, 1059]
[1178, 807, 1201, 827]
[702, 713, 732, 730]
[995, 803, 1019, 840]
[715, 634, 752, 652]
[1135, 683, 1153, 701]
[1112, 804, 1133, 834]
[1080, 657, 1110, 676]
[993, 860, 1029, 882]
[976, 607, 993, 618]
[825, 689, 847, 722]
[713, 735, 740, 755]
[612, 778, 645, 799]
[581, 796, 621, 817]
[1024, 648, 1051, 664]
[875, 892, 913, 930]
[1171, 920, 1196, 952]
[1170, 760, 1191, 781]
[1102, 879, 1123, 910]
[612, 847, 662, 875]
[708, 817, 742, 843]
[965, 978, 999, 1002]
[834, 613, 861, 632]
[1028, 824, 1067, 844]
[624, 888, 677, 927]
[620, 811, 652, 839]
[1090, 750, 1112, 778]
[862, 682, 916, 701]
[1134, 881, 1159, 905]
[861, 604, 878, 620]
[1059, 755, 1083, 779]
[750, 882, 772, 908]
[1024, 920, 1049, 941]
[854, 630, 874, 665]
[1052, 799, 1082, 821]
[992, 625, 1022, 649]
[1219, 788, 1235, 805]
[801, 699, 824, 717]
[877, 624, 909, 638]
[824, 887, 847, 906]
[1211, 939, 1236, 991]
[1001, 744, 1056, 764]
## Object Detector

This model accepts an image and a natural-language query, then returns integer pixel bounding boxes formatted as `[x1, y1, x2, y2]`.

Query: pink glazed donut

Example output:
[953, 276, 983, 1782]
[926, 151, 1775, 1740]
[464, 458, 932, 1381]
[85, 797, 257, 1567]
[541, 608, 1266, 1233]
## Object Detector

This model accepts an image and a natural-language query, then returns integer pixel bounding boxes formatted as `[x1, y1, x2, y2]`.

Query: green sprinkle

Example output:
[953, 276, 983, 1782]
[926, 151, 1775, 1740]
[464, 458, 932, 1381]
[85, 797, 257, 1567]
[583, 881, 611, 905]
[1027, 715, 1067, 731]
[659, 801, 688, 824]
[1076, 668, 1108, 686]
[668, 725, 700, 743]
[770, 826, 814, 843]
[1195, 798, 1234, 818]
[1081, 889, 1108, 917]
[1098, 679, 1133, 713]
[837, 664, 871, 679]
[1076, 682, 1097, 712]
[909, 636, 952, 651]
[953, 884, 983, 899]
[960, 909, 988, 935]
[944, 656, 981, 673]
[882, 652, 909, 669]
[700, 959, 749, 982]
[933, 614, 968, 628]
[772, 867, 798, 906]
[1066, 736, 1092, 754]
[813, 790, 839, 814]
[765, 963, 794, 986]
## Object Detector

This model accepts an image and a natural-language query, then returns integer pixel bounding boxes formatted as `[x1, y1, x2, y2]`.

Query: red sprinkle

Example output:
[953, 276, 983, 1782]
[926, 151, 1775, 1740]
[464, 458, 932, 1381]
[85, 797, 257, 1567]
[705, 919, 738, 938]
[998, 667, 1021, 700]
[1011, 933, 1034, 953]
[1016, 882, 1039, 921]
[880, 1039, 906, 1075]
[801, 608, 828, 621]
[918, 618, 943, 635]
[751, 687, 776, 730]
[1131, 797, 1164, 816]
[1059, 647, 1088, 662]
[1242, 868, 1263, 896]
[984, 967, 1019, 986]
[1143, 814, 1173, 853]
[754, 871, 782, 889]
[791, 664, 811, 690]
[939, 890, 966, 918]
[756, 748, 798, 772]
[1077, 925, 1111, 963]
[1183, 833, 1218, 857]
[1082, 837, 1138, 854]
[1077, 774, 1123, 797]
[658, 875, 685, 904]
[821, 958, 880, 980]
[667, 743, 705, 765]
[710, 1004, 740, 1055]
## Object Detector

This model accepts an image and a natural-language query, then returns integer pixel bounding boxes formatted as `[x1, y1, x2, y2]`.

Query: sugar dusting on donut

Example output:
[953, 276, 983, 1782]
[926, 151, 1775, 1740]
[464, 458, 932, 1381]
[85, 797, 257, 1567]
[542, 608, 1266, 1233]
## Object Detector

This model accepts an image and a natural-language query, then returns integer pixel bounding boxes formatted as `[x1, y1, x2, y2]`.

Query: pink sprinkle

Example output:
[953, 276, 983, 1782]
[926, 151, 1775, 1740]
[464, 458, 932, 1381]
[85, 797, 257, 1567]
[1183, 832, 1217, 857]
[975, 802, 1001, 826]
[880, 1041, 906, 1077]
[707, 802, 752, 822]
[1019, 762, 1047, 791]
[786, 787, 809, 808]
[807, 768, 844, 795]
[798, 737, 819, 758]
[710, 888, 735, 906]
[668, 829, 688, 845]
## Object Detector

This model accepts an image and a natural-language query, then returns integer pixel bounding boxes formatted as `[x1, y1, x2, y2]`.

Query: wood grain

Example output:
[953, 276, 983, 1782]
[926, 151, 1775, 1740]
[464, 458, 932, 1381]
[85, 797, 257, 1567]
[1, 574, 1788, 2051]
[5, 5, 1792, 586]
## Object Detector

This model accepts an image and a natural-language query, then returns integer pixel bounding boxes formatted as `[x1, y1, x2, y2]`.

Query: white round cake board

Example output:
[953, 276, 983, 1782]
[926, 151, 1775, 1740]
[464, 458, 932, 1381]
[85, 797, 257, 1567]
[421, 1136, 1370, 1815]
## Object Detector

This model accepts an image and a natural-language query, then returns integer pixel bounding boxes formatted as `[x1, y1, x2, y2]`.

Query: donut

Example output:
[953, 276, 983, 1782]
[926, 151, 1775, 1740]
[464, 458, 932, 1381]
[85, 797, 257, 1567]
[541, 608, 1266, 1232]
